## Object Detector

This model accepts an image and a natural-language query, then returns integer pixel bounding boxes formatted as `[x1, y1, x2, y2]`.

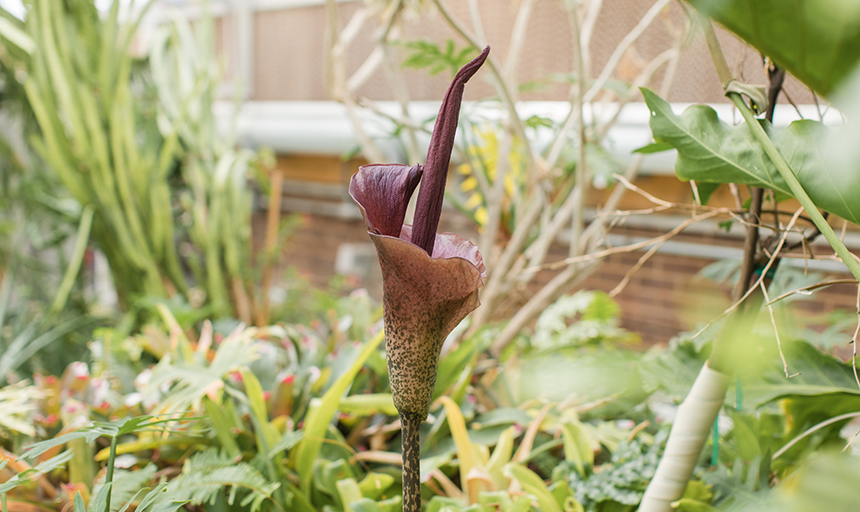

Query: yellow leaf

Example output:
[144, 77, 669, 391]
[464, 194, 483, 210]
[440, 397, 487, 503]
[475, 208, 488, 226]
[461, 177, 478, 192]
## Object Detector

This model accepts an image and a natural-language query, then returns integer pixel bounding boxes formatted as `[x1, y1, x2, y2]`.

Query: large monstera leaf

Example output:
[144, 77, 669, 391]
[688, 0, 860, 96]
[641, 87, 860, 225]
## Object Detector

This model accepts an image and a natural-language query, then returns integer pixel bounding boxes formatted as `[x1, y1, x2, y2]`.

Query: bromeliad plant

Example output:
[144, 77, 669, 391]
[349, 47, 489, 512]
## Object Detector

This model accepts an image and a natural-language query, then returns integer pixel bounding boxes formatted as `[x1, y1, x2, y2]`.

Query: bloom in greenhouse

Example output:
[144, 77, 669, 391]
[349, 46, 489, 421]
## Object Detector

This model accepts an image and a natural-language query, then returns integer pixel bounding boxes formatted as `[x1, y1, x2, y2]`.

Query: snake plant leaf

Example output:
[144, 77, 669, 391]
[688, 0, 860, 96]
[641, 88, 860, 225]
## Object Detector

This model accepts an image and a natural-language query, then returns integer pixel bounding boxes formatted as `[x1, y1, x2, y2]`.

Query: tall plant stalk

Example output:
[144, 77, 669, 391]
[400, 412, 422, 512]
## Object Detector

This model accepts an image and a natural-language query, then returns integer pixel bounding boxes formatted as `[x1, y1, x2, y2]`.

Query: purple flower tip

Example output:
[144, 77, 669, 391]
[411, 46, 490, 256]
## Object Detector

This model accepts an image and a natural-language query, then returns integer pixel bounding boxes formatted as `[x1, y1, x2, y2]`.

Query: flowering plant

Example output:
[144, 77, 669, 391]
[349, 46, 490, 511]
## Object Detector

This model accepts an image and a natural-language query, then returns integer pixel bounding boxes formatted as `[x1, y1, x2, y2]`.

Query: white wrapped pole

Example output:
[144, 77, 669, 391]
[639, 363, 730, 512]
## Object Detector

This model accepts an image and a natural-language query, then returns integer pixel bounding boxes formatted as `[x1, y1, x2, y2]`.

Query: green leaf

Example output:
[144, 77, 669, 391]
[694, 182, 722, 205]
[0, 450, 73, 494]
[49, 204, 93, 314]
[0, 315, 96, 384]
[727, 413, 762, 461]
[350, 498, 383, 512]
[561, 421, 593, 476]
[166, 449, 278, 512]
[133, 484, 171, 512]
[92, 465, 158, 512]
[633, 142, 674, 154]
[0, 15, 35, 54]
[88, 483, 112, 512]
[503, 464, 563, 512]
[688, 0, 860, 95]
[20, 429, 107, 461]
[426, 497, 466, 512]
[739, 340, 860, 407]
[239, 369, 279, 452]
[400, 39, 477, 77]
[478, 492, 512, 510]
[336, 478, 363, 511]
[294, 330, 384, 495]
[641, 87, 860, 224]
[774, 452, 860, 512]
[357, 472, 394, 501]
[203, 398, 242, 458]
[433, 333, 484, 400]
[268, 430, 304, 458]
[672, 498, 719, 512]
[338, 393, 397, 416]
[315, 459, 356, 502]
[118, 488, 152, 512]
[682, 479, 714, 503]
[75, 492, 87, 512]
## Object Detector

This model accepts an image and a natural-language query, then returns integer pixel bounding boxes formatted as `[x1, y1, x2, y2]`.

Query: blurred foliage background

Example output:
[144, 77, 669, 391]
[0, 1, 860, 512]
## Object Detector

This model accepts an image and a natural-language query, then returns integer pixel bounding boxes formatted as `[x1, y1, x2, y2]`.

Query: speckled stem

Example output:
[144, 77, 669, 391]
[400, 411, 422, 512]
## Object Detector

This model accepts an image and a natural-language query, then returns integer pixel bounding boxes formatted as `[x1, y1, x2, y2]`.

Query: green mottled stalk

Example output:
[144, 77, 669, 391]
[400, 412, 422, 512]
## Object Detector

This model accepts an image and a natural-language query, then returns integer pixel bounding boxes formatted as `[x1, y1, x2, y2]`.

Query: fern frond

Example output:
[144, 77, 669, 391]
[146, 326, 260, 413]
[167, 449, 279, 512]
[0, 381, 43, 437]
[92, 464, 158, 511]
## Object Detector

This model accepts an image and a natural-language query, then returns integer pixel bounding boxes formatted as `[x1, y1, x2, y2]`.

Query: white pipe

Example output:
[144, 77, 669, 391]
[638, 363, 730, 512]
[214, 100, 838, 171]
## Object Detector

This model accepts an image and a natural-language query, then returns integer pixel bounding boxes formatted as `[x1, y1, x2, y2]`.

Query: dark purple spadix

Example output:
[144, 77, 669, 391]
[348, 46, 490, 420]
[412, 45, 490, 256]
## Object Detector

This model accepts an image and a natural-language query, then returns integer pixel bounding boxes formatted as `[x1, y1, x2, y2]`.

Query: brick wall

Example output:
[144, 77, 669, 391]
[253, 207, 857, 347]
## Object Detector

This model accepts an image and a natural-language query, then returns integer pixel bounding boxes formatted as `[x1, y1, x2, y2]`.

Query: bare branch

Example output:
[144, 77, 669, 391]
[431, 0, 538, 168]
[765, 279, 858, 306]
[760, 280, 800, 379]
[772, 411, 860, 460]
[546, 0, 672, 168]
[689, 207, 804, 342]
[853, 283, 860, 389]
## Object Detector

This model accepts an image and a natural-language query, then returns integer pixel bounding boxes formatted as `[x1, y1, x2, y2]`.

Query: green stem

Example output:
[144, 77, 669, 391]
[49, 205, 94, 315]
[400, 412, 422, 512]
[728, 92, 860, 283]
[702, 20, 732, 88]
[104, 435, 117, 512]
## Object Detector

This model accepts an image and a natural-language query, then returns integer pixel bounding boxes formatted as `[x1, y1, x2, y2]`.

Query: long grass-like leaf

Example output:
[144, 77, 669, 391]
[294, 330, 384, 495]
[0, 316, 93, 384]
[503, 464, 563, 512]
[49, 205, 93, 314]
[0, 16, 35, 54]
[0, 450, 73, 494]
